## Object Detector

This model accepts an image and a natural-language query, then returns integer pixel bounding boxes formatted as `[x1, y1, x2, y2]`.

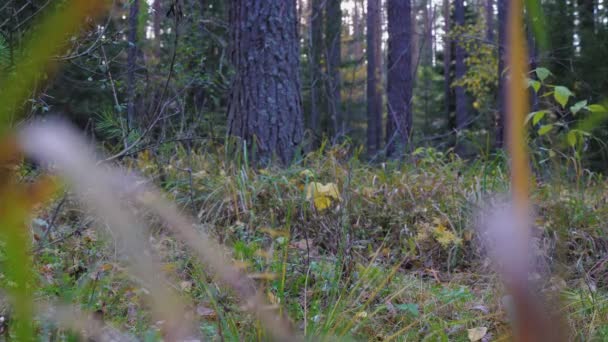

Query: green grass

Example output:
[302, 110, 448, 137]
[3, 143, 605, 340]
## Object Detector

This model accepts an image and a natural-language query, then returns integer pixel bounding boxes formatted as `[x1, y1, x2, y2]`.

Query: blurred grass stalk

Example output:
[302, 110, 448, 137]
[504, 1, 566, 341]
[0, 1, 106, 340]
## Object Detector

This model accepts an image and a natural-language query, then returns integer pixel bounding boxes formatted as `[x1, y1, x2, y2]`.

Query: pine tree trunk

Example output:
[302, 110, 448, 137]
[366, 0, 382, 154]
[227, 0, 304, 164]
[386, 0, 413, 157]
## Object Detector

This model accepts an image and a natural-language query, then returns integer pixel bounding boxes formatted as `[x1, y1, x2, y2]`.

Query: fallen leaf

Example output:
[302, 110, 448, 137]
[196, 305, 216, 320]
[467, 327, 488, 341]
[355, 311, 368, 319]
[180, 281, 192, 292]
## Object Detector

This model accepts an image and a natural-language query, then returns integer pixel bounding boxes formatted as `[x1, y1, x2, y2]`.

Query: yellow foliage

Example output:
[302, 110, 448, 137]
[305, 182, 342, 211]
[432, 220, 462, 248]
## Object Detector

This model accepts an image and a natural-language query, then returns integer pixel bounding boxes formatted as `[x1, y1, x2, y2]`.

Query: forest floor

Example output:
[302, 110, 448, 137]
[20, 144, 608, 341]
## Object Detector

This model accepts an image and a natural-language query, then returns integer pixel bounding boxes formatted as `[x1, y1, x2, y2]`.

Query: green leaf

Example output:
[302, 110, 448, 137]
[567, 130, 578, 147]
[553, 86, 573, 108]
[532, 111, 547, 125]
[395, 303, 420, 317]
[538, 124, 553, 136]
[570, 100, 587, 115]
[527, 79, 541, 93]
[534, 67, 551, 82]
[413, 147, 426, 156]
[525, 110, 548, 125]
[586, 104, 607, 113]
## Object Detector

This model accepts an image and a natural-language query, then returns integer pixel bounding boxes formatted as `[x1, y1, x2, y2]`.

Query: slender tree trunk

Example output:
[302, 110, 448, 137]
[309, 0, 323, 141]
[326, 0, 342, 136]
[496, 0, 507, 147]
[153, 0, 161, 52]
[422, 1, 433, 65]
[227, 0, 304, 164]
[353, 0, 364, 57]
[454, 0, 467, 133]
[126, 0, 139, 131]
[443, 0, 452, 125]
[386, 0, 413, 157]
[366, 0, 383, 154]
[485, 0, 494, 41]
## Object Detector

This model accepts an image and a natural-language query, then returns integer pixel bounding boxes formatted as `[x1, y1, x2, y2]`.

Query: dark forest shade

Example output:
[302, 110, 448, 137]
[227, 0, 304, 164]
[386, 0, 413, 157]
[366, 0, 382, 154]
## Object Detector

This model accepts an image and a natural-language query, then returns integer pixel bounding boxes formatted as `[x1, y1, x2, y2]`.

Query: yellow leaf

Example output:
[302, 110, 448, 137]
[267, 291, 279, 304]
[305, 182, 341, 211]
[467, 327, 488, 341]
[314, 196, 332, 210]
[432, 223, 461, 248]
[355, 311, 368, 319]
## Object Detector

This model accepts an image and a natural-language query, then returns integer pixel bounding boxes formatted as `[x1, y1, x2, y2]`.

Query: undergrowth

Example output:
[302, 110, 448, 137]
[7, 143, 607, 340]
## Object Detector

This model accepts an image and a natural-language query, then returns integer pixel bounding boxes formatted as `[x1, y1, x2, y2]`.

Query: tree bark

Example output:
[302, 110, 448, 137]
[366, 0, 382, 154]
[227, 0, 304, 164]
[386, 0, 413, 157]
[126, 0, 139, 131]
[326, 0, 342, 136]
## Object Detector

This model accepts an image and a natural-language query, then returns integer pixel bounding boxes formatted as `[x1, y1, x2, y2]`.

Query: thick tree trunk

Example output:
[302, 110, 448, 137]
[386, 0, 413, 157]
[454, 0, 467, 133]
[326, 0, 342, 136]
[126, 0, 139, 130]
[496, 0, 507, 147]
[366, 0, 382, 154]
[227, 0, 304, 164]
